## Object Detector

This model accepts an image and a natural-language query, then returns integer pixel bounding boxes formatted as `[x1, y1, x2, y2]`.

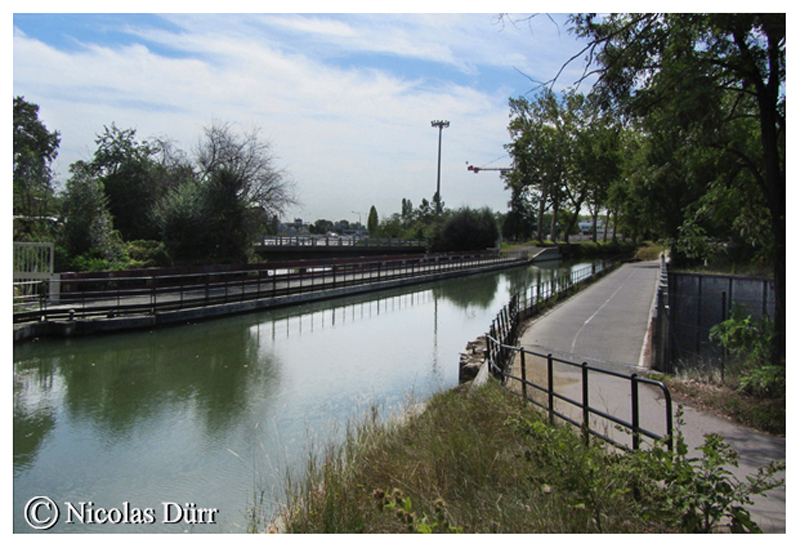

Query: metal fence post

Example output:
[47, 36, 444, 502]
[151, 274, 157, 313]
[547, 353, 554, 424]
[520, 348, 527, 401]
[721, 291, 727, 382]
[631, 374, 640, 451]
[582, 362, 590, 446]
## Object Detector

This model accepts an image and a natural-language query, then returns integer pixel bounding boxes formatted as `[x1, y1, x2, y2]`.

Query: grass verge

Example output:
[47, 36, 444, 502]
[648, 370, 785, 436]
[260, 380, 782, 533]
[634, 241, 666, 261]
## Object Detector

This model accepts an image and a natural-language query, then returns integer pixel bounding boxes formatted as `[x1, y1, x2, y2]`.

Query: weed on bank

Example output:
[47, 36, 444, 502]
[262, 381, 783, 533]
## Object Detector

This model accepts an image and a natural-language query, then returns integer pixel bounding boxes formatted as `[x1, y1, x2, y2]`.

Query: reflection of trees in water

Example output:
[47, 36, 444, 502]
[13, 320, 281, 461]
[432, 262, 569, 311]
[432, 272, 502, 310]
[13, 360, 58, 471]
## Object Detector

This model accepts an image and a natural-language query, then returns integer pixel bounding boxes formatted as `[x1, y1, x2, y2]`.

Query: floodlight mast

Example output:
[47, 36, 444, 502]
[431, 120, 450, 215]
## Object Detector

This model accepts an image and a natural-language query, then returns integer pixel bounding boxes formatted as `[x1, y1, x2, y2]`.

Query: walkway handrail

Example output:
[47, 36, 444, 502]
[486, 336, 674, 453]
[258, 235, 426, 247]
[478, 253, 673, 452]
[486, 258, 621, 364]
[13, 250, 527, 323]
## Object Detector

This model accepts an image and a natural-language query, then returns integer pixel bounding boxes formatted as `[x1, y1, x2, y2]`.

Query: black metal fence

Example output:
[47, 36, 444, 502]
[13, 251, 525, 323]
[488, 340, 673, 452]
[482, 257, 674, 452]
[652, 265, 776, 375]
[486, 261, 617, 367]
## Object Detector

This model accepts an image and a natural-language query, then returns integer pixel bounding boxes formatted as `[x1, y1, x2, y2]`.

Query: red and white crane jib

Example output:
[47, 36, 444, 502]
[467, 165, 514, 176]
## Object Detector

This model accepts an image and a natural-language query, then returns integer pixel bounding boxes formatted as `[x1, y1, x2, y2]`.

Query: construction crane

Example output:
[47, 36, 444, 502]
[467, 165, 513, 176]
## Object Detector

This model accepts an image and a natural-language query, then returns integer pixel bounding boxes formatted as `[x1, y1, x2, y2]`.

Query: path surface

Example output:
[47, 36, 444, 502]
[512, 260, 785, 533]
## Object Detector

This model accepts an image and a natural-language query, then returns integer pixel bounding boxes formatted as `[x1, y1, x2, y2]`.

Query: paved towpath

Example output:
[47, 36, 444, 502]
[511, 260, 785, 533]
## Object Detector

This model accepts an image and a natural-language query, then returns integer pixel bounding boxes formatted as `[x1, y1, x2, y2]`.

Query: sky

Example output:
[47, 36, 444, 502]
[12, 6, 601, 225]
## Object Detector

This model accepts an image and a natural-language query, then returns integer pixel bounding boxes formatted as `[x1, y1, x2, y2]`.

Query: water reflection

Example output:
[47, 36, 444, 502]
[13, 261, 589, 532]
[15, 323, 280, 459]
[13, 362, 58, 471]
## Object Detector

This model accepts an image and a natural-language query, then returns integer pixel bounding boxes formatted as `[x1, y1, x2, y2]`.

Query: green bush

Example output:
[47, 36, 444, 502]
[124, 240, 171, 268]
[709, 304, 783, 397]
[428, 207, 499, 252]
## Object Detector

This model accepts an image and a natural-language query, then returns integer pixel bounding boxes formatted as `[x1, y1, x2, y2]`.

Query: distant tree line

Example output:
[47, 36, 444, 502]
[13, 96, 297, 271]
[359, 198, 500, 252]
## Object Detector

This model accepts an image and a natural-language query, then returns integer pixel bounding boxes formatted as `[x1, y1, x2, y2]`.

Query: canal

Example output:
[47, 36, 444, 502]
[14, 259, 594, 533]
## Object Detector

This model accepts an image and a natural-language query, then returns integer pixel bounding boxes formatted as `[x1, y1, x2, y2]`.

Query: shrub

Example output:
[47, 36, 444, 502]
[124, 240, 171, 268]
[709, 304, 783, 397]
[428, 207, 499, 252]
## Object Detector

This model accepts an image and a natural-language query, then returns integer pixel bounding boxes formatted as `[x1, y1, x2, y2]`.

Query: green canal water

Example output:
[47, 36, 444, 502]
[13, 260, 593, 533]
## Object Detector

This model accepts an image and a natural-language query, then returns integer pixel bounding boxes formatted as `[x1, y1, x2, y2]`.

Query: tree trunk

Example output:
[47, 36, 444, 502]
[536, 190, 547, 241]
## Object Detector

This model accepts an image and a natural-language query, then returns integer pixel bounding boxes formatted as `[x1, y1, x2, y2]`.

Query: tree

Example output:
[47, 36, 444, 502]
[203, 168, 253, 263]
[569, 94, 621, 243]
[507, 89, 598, 242]
[401, 198, 413, 221]
[570, 13, 785, 361]
[87, 124, 163, 241]
[58, 161, 120, 267]
[153, 123, 298, 265]
[13, 96, 60, 238]
[195, 123, 297, 220]
[416, 197, 435, 225]
[503, 184, 536, 242]
[152, 180, 208, 265]
[367, 205, 379, 235]
[506, 92, 566, 241]
[311, 219, 334, 235]
[429, 207, 499, 252]
[163, 122, 298, 263]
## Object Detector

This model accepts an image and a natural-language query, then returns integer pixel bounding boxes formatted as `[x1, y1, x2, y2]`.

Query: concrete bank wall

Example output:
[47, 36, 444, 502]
[14, 258, 528, 342]
[529, 247, 561, 262]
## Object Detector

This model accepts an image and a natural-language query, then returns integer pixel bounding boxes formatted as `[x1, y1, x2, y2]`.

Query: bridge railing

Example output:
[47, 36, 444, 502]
[487, 337, 674, 453]
[258, 235, 426, 247]
[13, 251, 526, 323]
[486, 261, 619, 365]
[479, 255, 673, 452]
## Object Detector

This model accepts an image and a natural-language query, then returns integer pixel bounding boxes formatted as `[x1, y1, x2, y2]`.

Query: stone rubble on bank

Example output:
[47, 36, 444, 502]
[458, 335, 488, 384]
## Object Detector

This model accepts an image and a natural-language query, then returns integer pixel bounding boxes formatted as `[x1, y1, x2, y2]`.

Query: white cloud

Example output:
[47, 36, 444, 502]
[13, 13, 592, 221]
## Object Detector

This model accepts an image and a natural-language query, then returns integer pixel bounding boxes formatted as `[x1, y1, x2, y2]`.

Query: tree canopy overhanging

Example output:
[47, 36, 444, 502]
[502, 13, 784, 362]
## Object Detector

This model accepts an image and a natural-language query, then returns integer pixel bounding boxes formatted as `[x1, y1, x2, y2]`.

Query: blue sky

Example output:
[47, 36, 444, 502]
[13, 9, 599, 224]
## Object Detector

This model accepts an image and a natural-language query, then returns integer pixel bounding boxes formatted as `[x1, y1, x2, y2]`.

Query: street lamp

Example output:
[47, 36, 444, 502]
[351, 210, 363, 239]
[431, 120, 450, 215]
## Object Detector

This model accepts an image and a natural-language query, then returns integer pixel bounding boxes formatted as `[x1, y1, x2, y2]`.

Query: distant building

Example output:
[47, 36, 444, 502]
[278, 218, 309, 236]
[578, 220, 607, 235]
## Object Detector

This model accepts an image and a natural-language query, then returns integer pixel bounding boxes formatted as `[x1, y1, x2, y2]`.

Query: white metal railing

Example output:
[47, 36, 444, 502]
[13, 242, 57, 308]
[13, 242, 54, 280]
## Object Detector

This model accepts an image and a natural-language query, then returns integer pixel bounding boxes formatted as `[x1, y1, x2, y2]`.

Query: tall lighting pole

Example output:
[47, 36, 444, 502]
[351, 210, 362, 239]
[431, 120, 450, 215]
